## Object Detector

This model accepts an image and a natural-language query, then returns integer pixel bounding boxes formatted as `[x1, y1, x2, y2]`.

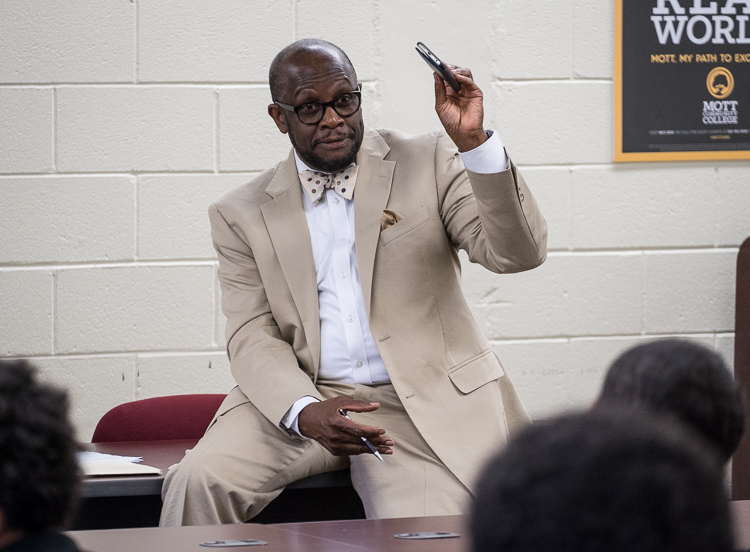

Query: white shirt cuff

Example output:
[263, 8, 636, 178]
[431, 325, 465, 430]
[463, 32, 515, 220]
[280, 396, 320, 439]
[458, 130, 509, 174]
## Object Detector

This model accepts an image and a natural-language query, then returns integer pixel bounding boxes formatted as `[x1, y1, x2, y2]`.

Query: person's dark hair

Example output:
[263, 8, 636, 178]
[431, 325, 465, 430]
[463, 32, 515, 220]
[268, 39, 357, 103]
[0, 360, 81, 532]
[597, 338, 745, 461]
[470, 410, 733, 552]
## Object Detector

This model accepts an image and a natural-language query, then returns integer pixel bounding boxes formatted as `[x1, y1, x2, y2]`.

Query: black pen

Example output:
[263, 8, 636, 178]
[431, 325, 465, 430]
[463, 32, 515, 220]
[338, 408, 384, 462]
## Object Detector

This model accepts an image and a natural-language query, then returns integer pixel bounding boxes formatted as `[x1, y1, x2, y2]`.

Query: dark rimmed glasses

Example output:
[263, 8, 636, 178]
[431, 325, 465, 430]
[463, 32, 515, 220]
[275, 91, 362, 125]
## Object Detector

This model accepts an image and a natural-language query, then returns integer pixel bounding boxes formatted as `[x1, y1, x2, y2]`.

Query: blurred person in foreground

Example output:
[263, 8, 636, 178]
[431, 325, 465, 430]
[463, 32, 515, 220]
[0, 360, 83, 552]
[471, 410, 734, 552]
[595, 338, 745, 463]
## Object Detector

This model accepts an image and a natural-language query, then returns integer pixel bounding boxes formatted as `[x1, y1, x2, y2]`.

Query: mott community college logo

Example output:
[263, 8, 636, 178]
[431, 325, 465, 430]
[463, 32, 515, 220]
[707, 66, 734, 99]
[703, 67, 738, 125]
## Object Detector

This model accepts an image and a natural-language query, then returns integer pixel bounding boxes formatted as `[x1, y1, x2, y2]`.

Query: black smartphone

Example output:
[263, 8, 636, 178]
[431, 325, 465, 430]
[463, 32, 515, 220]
[415, 42, 462, 93]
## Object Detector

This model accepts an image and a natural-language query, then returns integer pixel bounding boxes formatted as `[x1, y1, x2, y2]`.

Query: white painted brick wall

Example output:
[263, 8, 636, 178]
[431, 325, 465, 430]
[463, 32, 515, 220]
[34, 356, 137, 441]
[218, 88, 292, 171]
[462, 253, 644, 339]
[0, 88, 53, 173]
[297, 0, 380, 83]
[2, 177, 135, 263]
[0, 1, 134, 84]
[55, 266, 215, 353]
[137, 174, 254, 259]
[56, 87, 215, 172]
[136, 353, 234, 398]
[491, 81, 613, 165]
[0, 271, 52, 355]
[137, 0, 293, 83]
[573, 0, 614, 78]
[0, 1, 746, 438]
[494, 0, 574, 79]
[571, 165, 718, 249]
[643, 251, 736, 333]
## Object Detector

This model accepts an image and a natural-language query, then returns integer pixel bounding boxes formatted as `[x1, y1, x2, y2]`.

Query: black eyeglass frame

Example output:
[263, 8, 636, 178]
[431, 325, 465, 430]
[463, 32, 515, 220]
[275, 90, 362, 125]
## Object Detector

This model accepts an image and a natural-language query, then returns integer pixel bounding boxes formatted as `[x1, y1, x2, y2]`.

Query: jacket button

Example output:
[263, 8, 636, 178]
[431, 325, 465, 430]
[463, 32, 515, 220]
[519, 193, 525, 202]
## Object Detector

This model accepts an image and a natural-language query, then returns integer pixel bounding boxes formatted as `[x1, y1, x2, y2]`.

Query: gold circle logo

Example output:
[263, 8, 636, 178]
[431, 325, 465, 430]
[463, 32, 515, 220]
[706, 67, 734, 99]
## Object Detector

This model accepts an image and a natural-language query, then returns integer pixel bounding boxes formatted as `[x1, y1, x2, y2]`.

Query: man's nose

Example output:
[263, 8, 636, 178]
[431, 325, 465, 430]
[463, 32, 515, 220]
[319, 105, 344, 128]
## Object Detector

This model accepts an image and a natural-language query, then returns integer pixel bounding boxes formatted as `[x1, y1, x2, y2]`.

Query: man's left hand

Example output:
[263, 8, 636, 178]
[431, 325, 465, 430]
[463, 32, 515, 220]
[433, 66, 487, 152]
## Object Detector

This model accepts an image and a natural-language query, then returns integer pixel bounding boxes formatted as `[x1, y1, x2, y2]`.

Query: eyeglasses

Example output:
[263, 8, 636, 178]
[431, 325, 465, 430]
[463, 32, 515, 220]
[275, 91, 362, 125]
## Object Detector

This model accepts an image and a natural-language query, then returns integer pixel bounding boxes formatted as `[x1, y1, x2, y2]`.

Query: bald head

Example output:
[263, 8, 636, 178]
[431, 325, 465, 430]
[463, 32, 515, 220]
[269, 39, 357, 103]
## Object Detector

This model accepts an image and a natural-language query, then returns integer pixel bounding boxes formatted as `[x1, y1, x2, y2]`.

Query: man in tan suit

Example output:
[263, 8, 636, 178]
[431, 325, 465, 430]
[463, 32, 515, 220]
[160, 38, 547, 526]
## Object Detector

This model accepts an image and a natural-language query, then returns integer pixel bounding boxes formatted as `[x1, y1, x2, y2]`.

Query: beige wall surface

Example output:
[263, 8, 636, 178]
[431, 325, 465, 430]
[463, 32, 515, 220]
[0, 0, 746, 440]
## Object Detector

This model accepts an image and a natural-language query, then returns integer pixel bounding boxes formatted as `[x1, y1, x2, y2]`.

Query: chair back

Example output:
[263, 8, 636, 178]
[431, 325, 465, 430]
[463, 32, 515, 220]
[91, 394, 227, 443]
[733, 237, 750, 499]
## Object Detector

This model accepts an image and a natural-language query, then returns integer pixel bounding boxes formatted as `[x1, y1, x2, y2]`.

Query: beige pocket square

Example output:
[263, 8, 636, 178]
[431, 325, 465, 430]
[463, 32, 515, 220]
[381, 209, 404, 231]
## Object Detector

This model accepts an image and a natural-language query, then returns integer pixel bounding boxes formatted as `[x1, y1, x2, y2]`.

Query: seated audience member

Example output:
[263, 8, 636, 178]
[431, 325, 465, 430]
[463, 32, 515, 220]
[470, 410, 733, 552]
[596, 338, 745, 462]
[0, 360, 83, 552]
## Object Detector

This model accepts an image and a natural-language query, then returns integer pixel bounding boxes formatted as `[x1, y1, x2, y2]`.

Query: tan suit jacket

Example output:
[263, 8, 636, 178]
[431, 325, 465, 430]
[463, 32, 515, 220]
[208, 128, 547, 492]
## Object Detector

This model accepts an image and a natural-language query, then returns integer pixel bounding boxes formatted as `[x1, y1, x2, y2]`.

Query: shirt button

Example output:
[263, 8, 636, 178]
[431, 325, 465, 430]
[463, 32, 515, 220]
[356, 360, 363, 367]
[339, 237, 346, 242]
[339, 272, 347, 278]
[333, 197, 340, 204]
[347, 315, 354, 322]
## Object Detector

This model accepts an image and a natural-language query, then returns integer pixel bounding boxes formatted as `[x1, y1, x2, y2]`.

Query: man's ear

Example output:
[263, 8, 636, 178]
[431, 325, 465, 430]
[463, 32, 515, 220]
[268, 104, 288, 134]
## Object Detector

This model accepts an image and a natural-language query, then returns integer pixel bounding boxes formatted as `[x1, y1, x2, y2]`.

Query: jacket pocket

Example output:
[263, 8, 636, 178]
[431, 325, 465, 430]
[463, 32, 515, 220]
[448, 350, 505, 394]
[379, 206, 430, 245]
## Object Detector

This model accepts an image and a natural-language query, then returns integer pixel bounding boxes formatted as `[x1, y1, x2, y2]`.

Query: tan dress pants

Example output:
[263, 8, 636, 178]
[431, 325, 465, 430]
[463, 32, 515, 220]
[159, 382, 472, 526]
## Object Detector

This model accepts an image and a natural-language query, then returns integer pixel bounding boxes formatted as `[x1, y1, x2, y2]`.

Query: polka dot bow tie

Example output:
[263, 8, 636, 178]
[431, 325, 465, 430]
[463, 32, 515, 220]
[299, 164, 359, 205]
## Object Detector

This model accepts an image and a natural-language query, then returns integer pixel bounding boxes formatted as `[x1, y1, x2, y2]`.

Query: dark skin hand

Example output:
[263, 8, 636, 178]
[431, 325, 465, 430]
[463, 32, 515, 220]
[298, 396, 394, 457]
[434, 66, 488, 152]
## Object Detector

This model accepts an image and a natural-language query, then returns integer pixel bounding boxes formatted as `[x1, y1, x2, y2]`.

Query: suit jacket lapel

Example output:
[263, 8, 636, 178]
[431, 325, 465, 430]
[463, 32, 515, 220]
[261, 150, 321, 375]
[355, 129, 395, 316]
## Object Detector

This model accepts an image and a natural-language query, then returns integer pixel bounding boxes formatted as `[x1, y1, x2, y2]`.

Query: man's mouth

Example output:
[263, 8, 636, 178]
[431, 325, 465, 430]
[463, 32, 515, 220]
[315, 135, 352, 150]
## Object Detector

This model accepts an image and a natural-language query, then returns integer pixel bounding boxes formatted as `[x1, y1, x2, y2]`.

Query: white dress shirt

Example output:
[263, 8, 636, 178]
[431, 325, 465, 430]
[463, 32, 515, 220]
[281, 130, 508, 436]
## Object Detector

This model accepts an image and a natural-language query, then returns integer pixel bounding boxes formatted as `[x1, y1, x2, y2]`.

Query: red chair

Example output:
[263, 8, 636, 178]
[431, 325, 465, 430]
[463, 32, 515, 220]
[91, 394, 227, 443]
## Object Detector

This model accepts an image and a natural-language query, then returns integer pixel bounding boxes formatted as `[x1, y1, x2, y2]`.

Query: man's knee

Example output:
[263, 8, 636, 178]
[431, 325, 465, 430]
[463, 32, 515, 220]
[164, 447, 231, 499]
[161, 449, 255, 525]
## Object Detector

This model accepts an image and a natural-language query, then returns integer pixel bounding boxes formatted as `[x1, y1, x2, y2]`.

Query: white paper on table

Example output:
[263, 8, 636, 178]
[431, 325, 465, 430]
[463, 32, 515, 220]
[78, 451, 162, 476]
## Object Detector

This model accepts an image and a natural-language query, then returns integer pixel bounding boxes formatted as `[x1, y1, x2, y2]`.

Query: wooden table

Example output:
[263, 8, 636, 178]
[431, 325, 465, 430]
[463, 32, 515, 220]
[69, 502, 750, 551]
[69, 515, 468, 552]
[277, 515, 468, 552]
[69, 522, 373, 552]
[82, 439, 194, 498]
[77, 440, 194, 530]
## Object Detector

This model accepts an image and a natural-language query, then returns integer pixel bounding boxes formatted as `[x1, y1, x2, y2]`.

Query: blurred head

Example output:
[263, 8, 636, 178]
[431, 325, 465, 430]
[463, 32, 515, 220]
[596, 338, 745, 462]
[471, 410, 733, 552]
[267, 39, 364, 173]
[0, 360, 81, 536]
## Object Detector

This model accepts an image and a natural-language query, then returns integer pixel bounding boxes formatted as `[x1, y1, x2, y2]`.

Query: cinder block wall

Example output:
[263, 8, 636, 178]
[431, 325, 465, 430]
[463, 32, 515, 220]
[1, 1, 746, 440]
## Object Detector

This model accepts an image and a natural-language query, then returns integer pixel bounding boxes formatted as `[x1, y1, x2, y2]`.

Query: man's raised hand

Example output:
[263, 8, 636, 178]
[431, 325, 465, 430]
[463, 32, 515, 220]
[434, 66, 487, 152]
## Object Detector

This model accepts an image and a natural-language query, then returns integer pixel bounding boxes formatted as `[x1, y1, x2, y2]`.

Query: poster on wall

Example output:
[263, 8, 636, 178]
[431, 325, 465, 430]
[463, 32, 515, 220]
[615, 0, 750, 161]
